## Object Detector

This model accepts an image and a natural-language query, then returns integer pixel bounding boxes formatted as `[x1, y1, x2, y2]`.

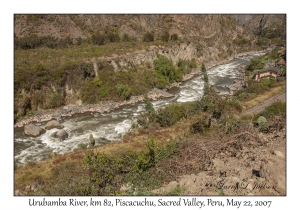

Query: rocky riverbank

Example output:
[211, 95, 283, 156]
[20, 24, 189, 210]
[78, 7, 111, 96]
[14, 87, 174, 128]
[14, 49, 269, 128]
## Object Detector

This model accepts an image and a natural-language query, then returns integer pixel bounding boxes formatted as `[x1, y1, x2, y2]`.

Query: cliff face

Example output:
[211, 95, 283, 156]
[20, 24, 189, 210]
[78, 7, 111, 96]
[14, 14, 255, 41]
[246, 14, 286, 33]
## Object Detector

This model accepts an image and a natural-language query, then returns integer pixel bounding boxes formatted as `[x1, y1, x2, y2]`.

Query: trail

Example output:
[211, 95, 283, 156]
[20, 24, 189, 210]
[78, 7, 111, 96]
[152, 92, 286, 196]
[241, 93, 286, 116]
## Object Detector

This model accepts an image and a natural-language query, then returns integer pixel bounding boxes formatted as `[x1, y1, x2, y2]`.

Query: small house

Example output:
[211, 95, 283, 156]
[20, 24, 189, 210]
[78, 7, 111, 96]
[252, 67, 281, 81]
[275, 61, 286, 67]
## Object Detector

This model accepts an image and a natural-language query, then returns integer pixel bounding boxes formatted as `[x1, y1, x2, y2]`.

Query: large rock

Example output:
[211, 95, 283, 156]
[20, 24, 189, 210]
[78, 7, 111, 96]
[45, 120, 64, 130]
[56, 129, 69, 141]
[24, 124, 45, 137]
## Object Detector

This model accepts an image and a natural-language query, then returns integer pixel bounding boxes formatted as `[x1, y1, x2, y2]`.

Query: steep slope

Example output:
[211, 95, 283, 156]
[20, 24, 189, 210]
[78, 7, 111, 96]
[246, 14, 286, 34]
[14, 14, 261, 121]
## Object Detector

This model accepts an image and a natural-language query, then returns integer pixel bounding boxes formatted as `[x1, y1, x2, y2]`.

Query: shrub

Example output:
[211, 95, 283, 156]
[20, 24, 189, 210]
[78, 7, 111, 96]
[154, 54, 182, 84]
[161, 31, 169, 42]
[76, 37, 82, 45]
[82, 137, 177, 195]
[256, 116, 268, 132]
[190, 114, 211, 134]
[177, 59, 197, 74]
[257, 102, 286, 120]
[116, 84, 132, 100]
[107, 32, 120, 43]
[122, 34, 130, 42]
[91, 33, 106, 45]
[170, 34, 178, 41]
[89, 134, 95, 147]
[81, 79, 107, 103]
[245, 58, 265, 71]
[226, 97, 243, 112]
[198, 86, 225, 119]
[143, 32, 154, 42]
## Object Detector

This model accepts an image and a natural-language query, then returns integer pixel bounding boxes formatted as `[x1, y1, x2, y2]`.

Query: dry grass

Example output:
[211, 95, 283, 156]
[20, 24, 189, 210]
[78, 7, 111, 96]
[14, 40, 179, 72]
[243, 86, 285, 108]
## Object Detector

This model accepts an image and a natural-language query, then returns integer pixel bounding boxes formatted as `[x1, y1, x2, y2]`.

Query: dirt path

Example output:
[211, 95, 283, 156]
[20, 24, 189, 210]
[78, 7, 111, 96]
[241, 93, 286, 116]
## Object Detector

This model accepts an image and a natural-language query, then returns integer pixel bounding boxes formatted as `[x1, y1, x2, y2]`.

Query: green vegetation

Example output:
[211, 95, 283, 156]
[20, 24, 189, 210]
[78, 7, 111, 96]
[216, 188, 225, 196]
[14, 69, 286, 196]
[245, 58, 265, 71]
[177, 58, 197, 74]
[233, 35, 251, 46]
[257, 19, 286, 46]
[14, 35, 73, 50]
[14, 49, 197, 121]
[37, 137, 180, 195]
[116, 84, 132, 100]
[254, 102, 286, 122]
[154, 54, 184, 87]
[89, 134, 95, 147]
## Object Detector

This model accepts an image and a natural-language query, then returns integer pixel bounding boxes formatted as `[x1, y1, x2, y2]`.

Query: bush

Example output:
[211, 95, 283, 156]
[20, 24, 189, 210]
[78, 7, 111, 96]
[190, 114, 211, 134]
[198, 86, 225, 119]
[177, 59, 197, 74]
[245, 58, 265, 71]
[161, 31, 169, 42]
[81, 79, 107, 103]
[170, 34, 178, 41]
[116, 84, 132, 100]
[258, 102, 286, 120]
[107, 32, 120, 43]
[233, 35, 251, 46]
[91, 33, 106, 45]
[122, 34, 130, 42]
[154, 54, 183, 84]
[256, 116, 268, 132]
[143, 32, 154, 42]
[155, 104, 187, 127]
[76, 37, 82, 45]
[226, 97, 243, 112]
[82, 137, 177, 195]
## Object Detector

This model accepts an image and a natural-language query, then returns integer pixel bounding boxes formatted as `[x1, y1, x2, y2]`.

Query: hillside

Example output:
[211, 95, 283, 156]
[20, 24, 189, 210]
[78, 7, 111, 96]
[14, 14, 262, 122]
[245, 14, 286, 35]
[13, 15, 287, 196]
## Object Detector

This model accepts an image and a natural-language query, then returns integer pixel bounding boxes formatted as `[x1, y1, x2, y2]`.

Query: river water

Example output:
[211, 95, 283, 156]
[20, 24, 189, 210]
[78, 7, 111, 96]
[14, 52, 264, 165]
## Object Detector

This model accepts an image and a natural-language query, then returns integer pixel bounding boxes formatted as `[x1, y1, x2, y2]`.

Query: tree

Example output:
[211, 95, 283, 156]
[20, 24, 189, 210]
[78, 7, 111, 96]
[202, 63, 209, 84]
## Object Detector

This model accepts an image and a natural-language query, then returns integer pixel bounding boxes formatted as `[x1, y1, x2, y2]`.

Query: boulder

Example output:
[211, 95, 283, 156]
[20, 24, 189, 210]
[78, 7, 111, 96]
[56, 129, 69, 141]
[24, 124, 46, 137]
[45, 120, 64, 130]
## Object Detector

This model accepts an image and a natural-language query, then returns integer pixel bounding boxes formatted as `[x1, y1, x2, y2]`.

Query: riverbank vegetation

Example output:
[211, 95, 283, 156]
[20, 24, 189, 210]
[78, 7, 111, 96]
[14, 51, 197, 122]
[14, 60, 286, 195]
